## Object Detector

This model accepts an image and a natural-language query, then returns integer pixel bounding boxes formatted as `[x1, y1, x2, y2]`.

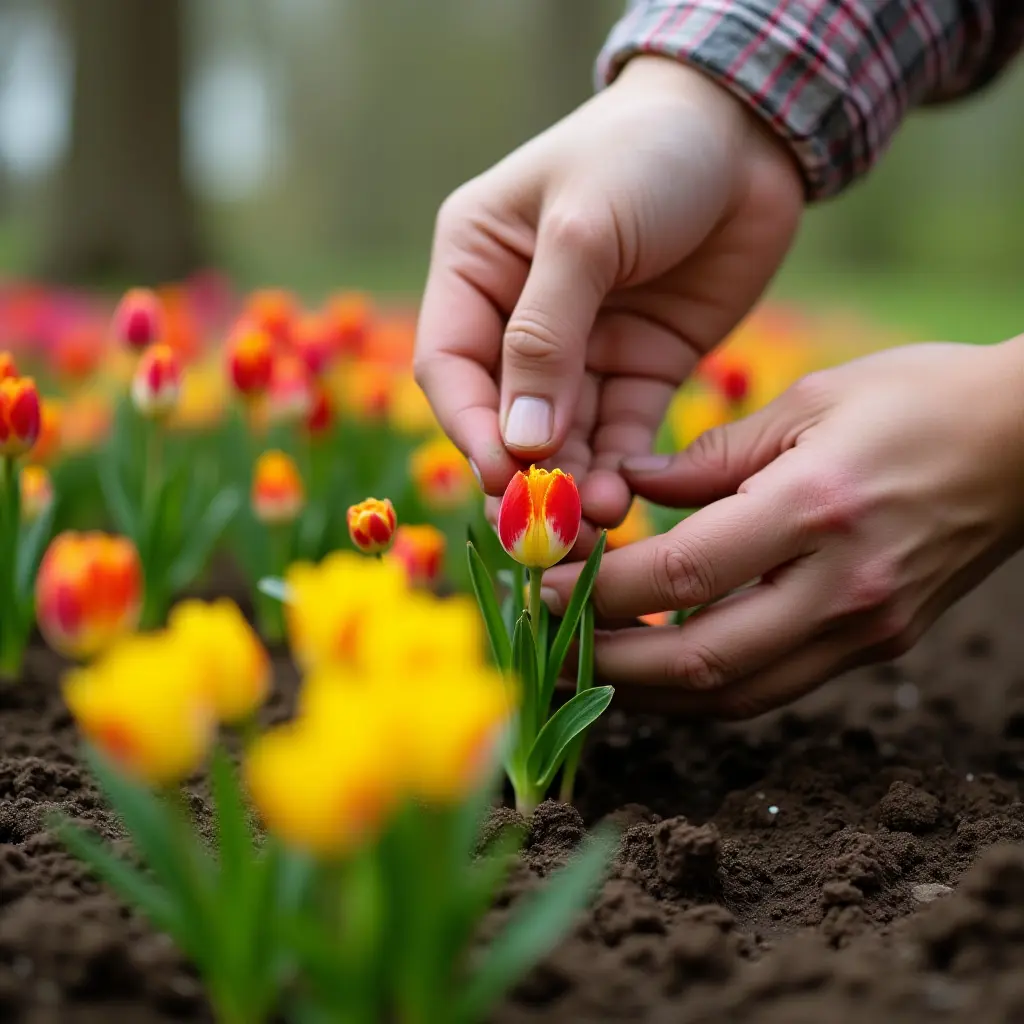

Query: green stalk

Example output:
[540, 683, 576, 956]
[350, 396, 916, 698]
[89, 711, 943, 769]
[138, 419, 166, 629]
[0, 457, 21, 681]
[528, 567, 542, 645]
[255, 525, 290, 643]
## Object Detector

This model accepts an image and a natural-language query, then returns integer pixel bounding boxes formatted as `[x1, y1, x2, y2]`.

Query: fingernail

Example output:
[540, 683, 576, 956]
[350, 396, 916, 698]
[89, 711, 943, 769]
[468, 458, 483, 490]
[540, 587, 564, 616]
[503, 396, 553, 449]
[622, 454, 672, 473]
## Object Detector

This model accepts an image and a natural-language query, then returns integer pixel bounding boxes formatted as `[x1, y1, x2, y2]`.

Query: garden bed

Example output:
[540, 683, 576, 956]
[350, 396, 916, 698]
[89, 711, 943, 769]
[5, 552, 1024, 1024]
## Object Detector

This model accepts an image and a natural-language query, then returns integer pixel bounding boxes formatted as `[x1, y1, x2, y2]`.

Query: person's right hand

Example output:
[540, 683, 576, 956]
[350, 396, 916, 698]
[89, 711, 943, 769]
[414, 56, 804, 541]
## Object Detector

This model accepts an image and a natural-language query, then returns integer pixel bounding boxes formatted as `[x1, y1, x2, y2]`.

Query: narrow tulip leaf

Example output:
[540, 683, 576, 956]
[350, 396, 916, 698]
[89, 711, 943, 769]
[257, 575, 293, 604]
[467, 541, 511, 671]
[454, 830, 616, 1024]
[15, 494, 54, 601]
[83, 746, 211, 956]
[557, 600, 595, 804]
[527, 686, 614, 791]
[541, 531, 607, 711]
[51, 816, 182, 937]
[210, 744, 253, 890]
[98, 456, 138, 541]
[167, 486, 242, 592]
[512, 612, 539, 747]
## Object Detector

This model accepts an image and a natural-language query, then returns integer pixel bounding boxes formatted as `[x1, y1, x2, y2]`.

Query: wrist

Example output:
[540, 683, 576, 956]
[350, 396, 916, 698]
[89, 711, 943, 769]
[981, 334, 1024, 535]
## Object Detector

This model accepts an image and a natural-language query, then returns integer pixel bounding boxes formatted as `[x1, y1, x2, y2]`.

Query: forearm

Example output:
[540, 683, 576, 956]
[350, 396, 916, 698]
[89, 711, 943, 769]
[597, 1, 1024, 201]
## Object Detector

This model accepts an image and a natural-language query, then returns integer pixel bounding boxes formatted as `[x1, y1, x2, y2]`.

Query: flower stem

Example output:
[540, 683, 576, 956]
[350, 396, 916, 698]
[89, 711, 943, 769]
[528, 567, 543, 645]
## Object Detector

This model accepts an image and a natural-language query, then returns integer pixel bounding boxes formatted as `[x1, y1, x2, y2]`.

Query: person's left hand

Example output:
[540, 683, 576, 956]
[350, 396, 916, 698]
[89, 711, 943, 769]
[542, 339, 1024, 718]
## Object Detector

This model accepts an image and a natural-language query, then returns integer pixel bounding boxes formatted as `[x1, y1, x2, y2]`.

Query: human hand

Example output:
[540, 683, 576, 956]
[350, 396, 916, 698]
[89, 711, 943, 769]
[543, 340, 1024, 718]
[414, 56, 802, 543]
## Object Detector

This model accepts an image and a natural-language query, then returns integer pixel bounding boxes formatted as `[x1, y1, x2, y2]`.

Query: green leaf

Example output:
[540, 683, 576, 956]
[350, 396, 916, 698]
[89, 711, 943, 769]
[167, 486, 242, 592]
[15, 490, 53, 601]
[454, 830, 616, 1023]
[83, 746, 211, 957]
[527, 686, 614, 791]
[50, 815, 182, 936]
[556, 601, 596, 805]
[466, 541, 511, 671]
[512, 612, 539, 747]
[98, 455, 138, 539]
[257, 576, 292, 604]
[541, 531, 607, 710]
[211, 744, 252, 888]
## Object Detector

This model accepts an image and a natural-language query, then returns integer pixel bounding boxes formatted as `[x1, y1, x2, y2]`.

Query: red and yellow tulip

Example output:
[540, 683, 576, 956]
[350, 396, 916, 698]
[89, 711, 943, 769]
[388, 524, 446, 589]
[225, 325, 274, 398]
[20, 465, 53, 522]
[497, 465, 581, 569]
[131, 343, 181, 419]
[266, 353, 314, 425]
[251, 450, 304, 525]
[0, 375, 41, 459]
[409, 436, 475, 510]
[35, 531, 143, 659]
[112, 288, 163, 350]
[347, 497, 397, 555]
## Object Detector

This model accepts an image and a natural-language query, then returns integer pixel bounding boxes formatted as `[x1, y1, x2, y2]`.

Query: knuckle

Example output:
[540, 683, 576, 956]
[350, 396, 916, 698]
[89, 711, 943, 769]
[434, 185, 479, 237]
[682, 425, 731, 475]
[654, 535, 716, 609]
[543, 208, 607, 256]
[796, 469, 867, 537]
[411, 353, 436, 391]
[504, 315, 565, 367]
[787, 369, 834, 414]
[834, 561, 899, 618]
[671, 643, 732, 692]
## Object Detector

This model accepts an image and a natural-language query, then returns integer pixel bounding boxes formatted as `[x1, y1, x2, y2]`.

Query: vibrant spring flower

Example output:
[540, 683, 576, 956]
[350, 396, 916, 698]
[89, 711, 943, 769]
[607, 499, 653, 550]
[667, 384, 731, 450]
[332, 360, 392, 420]
[54, 323, 106, 381]
[167, 599, 270, 724]
[387, 372, 437, 434]
[112, 288, 163, 350]
[285, 553, 408, 672]
[245, 695, 399, 855]
[36, 532, 143, 659]
[409, 436, 475, 510]
[225, 325, 274, 398]
[0, 352, 17, 379]
[28, 399, 62, 464]
[497, 466, 581, 569]
[60, 390, 111, 456]
[292, 313, 336, 377]
[243, 289, 297, 348]
[323, 291, 371, 357]
[167, 359, 228, 432]
[131, 343, 181, 418]
[63, 633, 215, 786]
[347, 497, 397, 554]
[305, 382, 333, 437]
[388, 524, 446, 589]
[266, 353, 314, 425]
[20, 465, 53, 522]
[719, 365, 751, 405]
[0, 376, 41, 458]
[251, 450, 304, 525]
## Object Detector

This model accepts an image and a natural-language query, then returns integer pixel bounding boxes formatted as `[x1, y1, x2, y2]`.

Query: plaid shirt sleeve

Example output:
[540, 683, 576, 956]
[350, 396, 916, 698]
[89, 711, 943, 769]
[597, 1, 1024, 200]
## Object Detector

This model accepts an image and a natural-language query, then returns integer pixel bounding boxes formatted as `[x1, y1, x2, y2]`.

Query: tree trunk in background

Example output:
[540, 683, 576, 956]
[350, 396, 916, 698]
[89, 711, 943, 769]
[40, 0, 200, 283]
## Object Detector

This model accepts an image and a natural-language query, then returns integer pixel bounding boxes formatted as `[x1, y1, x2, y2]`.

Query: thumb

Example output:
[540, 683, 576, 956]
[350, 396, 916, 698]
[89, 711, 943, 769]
[621, 376, 830, 506]
[500, 212, 615, 456]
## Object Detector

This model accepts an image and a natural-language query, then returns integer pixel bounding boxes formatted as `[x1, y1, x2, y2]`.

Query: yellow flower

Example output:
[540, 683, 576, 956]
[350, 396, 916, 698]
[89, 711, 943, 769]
[167, 599, 270, 724]
[387, 373, 437, 434]
[245, 695, 399, 855]
[63, 633, 215, 786]
[667, 383, 732, 450]
[607, 499, 653, 550]
[285, 552, 408, 672]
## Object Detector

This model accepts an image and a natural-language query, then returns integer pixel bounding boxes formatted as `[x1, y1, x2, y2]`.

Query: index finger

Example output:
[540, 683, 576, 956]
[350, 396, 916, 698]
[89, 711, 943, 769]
[542, 486, 808, 621]
[413, 198, 527, 494]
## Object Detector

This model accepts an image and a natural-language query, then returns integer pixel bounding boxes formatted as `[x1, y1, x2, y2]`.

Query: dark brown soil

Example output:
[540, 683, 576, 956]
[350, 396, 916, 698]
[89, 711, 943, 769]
[8, 555, 1024, 1022]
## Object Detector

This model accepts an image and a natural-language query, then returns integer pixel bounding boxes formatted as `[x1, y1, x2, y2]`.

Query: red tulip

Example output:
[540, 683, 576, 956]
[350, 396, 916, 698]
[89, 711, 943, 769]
[497, 465, 580, 569]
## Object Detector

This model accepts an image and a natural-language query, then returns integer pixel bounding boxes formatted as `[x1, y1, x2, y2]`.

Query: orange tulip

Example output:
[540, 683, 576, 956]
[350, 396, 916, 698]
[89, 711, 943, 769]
[0, 352, 17, 380]
[0, 376, 41, 459]
[409, 436, 475, 510]
[388, 524, 446, 589]
[225, 325, 274, 398]
[292, 313, 336, 377]
[305, 382, 333, 437]
[36, 532, 143, 659]
[266, 353, 314, 424]
[112, 288, 163, 350]
[243, 289, 296, 349]
[251, 450, 304, 525]
[323, 291, 371, 357]
[131, 343, 181, 418]
[347, 497, 397, 555]
[497, 466, 580, 569]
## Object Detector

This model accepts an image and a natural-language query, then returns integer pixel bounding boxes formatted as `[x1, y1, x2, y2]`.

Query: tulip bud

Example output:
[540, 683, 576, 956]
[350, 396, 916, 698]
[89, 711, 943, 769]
[225, 325, 274, 398]
[292, 313, 335, 377]
[251, 450, 304, 525]
[0, 352, 17, 380]
[347, 497, 396, 555]
[388, 524, 445, 589]
[497, 465, 581, 569]
[0, 376, 41, 459]
[36, 532, 143, 659]
[323, 291, 371, 357]
[409, 436, 475, 510]
[266, 353, 313, 425]
[20, 465, 53, 523]
[168, 599, 270, 724]
[131, 343, 181, 419]
[112, 288, 163, 350]
[63, 633, 215, 786]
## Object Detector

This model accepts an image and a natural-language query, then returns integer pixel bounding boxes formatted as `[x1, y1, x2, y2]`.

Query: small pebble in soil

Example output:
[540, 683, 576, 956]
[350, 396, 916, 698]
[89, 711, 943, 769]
[895, 682, 920, 710]
[912, 883, 954, 903]
[966, 773, 975, 782]
[768, 805, 779, 816]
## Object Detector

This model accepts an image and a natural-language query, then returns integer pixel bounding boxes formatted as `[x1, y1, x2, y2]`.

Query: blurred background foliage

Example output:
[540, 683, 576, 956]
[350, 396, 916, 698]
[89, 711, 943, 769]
[1, 0, 1022, 342]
